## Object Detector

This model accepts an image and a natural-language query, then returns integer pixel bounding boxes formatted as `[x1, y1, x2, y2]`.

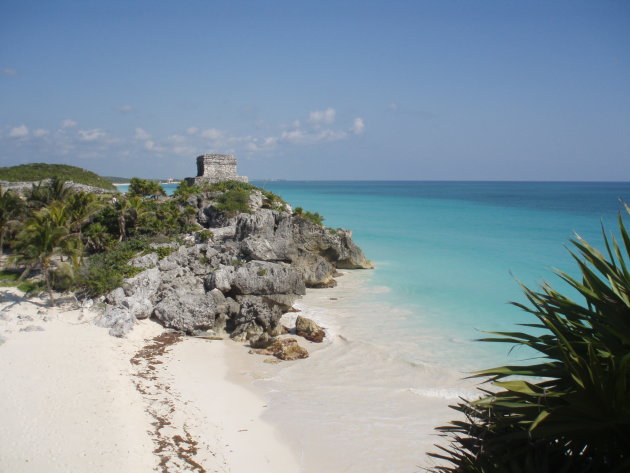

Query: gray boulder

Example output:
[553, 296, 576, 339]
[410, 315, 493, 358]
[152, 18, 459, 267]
[230, 295, 284, 341]
[234, 211, 296, 262]
[153, 288, 228, 334]
[230, 261, 305, 296]
[130, 252, 158, 269]
[95, 307, 136, 338]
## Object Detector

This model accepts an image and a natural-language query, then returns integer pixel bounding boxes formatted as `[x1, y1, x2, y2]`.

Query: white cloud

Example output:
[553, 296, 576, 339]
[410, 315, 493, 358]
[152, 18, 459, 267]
[118, 105, 134, 113]
[61, 119, 77, 128]
[1, 68, 16, 76]
[78, 128, 106, 141]
[144, 140, 155, 150]
[168, 134, 187, 143]
[186, 127, 199, 135]
[389, 103, 399, 110]
[351, 117, 365, 135]
[33, 128, 49, 137]
[134, 127, 151, 140]
[200, 128, 223, 140]
[309, 108, 336, 125]
[9, 125, 29, 137]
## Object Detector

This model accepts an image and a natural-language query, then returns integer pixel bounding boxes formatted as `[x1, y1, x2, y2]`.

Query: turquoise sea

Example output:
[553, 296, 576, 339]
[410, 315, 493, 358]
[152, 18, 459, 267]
[254, 181, 629, 365]
[122, 180, 629, 471]
[246, 180, 629, 472]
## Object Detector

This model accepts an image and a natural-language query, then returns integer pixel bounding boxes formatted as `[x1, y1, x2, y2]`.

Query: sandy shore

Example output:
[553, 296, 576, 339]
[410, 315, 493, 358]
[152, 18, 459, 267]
[0, 287, 300, 473]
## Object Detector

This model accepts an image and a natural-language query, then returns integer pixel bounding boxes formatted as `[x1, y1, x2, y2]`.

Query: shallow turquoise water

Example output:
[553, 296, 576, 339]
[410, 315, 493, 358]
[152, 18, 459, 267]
[253, 180, 629, 366]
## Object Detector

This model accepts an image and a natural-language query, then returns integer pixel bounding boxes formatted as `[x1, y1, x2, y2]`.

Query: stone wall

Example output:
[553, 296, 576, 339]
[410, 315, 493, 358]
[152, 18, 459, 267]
[186, 154, 248, 185]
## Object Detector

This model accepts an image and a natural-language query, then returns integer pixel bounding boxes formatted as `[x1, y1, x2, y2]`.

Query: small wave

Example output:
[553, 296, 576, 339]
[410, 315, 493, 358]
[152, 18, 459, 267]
[407, 387, 479, 400]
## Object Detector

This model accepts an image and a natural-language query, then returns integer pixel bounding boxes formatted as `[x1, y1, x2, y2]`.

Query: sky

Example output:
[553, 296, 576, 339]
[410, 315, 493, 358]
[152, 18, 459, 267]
[1, 0, 629, 180]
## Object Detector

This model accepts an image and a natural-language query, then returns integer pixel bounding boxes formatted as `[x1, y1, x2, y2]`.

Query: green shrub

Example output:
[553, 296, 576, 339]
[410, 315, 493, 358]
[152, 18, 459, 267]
[214, 188, 251, 217]
[231, 259, 245, 266]
[76, 238, 149, 296]
[17, 280, 45, 295]
[430, 211, 630, 473]
[257, 268, 267, 276]
[198, 229, 213, 242]
[127, 177, 166, 197]
[172, 180, 200, 199]
[154, 246, 175, 259]
[0, 269, 20, 286]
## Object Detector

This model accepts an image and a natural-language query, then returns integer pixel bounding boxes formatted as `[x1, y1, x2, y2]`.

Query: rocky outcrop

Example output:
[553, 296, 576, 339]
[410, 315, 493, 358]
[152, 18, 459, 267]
[249, 337, 309, 361]
[295, 316, 325, 343]
[98, 186, 372, 340]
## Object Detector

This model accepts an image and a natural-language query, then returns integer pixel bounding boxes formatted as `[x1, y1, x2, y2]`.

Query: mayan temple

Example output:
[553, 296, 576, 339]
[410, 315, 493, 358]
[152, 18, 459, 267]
[185, 154, 248, 185]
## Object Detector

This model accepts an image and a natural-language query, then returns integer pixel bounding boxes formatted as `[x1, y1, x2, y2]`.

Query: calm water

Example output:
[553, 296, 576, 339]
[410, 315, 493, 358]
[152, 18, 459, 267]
[124, 180, 629, 471]
[246, 180, 629, 472]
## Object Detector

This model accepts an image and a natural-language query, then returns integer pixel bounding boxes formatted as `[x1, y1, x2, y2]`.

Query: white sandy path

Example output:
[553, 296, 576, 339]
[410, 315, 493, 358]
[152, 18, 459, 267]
[0, 290, 160, 473]
[167, 338, 302, 473]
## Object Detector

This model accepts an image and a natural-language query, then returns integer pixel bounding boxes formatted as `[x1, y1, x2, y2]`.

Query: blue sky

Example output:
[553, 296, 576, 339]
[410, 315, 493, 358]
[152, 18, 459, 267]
[1, 0, 629, 180]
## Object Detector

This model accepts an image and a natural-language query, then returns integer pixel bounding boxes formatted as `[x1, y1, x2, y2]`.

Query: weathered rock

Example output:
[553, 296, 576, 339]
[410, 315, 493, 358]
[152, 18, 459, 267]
[249, 332, 276, 349]
[230, 296, 283, 341]
[292, 218, 374, 269]
[21, 325, 45, 332]
[235, 211, 296, 262]
[292, 252, 337, 288]
[250, 338, 309, 361]
[94, 307, 136, 338]
[123, 267, 161, 300]
[153, 288, 228, 334]
[127, 298, 153, 319]
[130, 252, 158, 269]
[230, 261, 305, 296]
[0, 334, 6, 345]
[206, 265, 235, 292]
[295, 316, 325, 343]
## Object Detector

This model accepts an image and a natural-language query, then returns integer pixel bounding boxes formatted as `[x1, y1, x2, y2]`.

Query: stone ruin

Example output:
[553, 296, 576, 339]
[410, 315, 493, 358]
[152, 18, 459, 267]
[185, 154, 248, 186]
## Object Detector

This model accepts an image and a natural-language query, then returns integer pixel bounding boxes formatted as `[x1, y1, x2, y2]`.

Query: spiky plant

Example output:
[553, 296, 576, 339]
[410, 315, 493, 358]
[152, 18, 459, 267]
[430, 209, 630, 473]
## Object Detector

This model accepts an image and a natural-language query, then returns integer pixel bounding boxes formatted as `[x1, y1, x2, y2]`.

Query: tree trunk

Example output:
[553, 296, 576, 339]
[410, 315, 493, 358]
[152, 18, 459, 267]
[44, 266, 55, 307]
[118, 215, 126, 242]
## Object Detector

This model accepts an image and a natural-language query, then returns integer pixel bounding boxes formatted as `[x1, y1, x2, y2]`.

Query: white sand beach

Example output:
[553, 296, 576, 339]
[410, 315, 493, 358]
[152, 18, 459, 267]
[0, 287, 300, 473]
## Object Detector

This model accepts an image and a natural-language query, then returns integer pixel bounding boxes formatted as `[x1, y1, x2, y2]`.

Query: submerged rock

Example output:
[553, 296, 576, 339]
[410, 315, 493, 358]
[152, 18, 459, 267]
[295, 316, 325, 343]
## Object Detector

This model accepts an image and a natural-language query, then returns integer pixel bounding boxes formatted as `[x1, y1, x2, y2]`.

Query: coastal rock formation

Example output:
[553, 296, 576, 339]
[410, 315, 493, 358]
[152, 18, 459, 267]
[295, 315, 325, 343]
[99, 180, 372, 340]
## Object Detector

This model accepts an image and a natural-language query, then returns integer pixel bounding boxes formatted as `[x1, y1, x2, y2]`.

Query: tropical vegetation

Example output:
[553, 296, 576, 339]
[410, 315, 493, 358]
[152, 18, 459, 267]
[430, 209, 630, 472]
[0, 173, 300, 306]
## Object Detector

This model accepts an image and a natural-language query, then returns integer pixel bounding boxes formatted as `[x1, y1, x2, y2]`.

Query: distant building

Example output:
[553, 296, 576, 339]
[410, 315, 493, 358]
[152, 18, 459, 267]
[185, 154, 248, 186]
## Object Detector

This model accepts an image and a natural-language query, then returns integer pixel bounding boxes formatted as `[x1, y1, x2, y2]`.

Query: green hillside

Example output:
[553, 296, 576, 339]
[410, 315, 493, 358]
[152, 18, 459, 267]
[0, 163, 116, 191]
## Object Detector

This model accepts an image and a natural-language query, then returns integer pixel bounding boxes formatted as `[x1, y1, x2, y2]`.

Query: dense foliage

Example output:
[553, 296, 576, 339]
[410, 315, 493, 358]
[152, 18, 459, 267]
[0, 163, 116, 190]
[430, 211, 630, 473]
[0, 175, 325, 304]
[127, 177, 166, 197]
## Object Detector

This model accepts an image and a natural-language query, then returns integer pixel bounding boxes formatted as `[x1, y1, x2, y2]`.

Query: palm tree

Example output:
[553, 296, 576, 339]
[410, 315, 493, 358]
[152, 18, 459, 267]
[430, 210, 630, 472]
[67, 192, 101, 236]
[13, 208, 80, 306]
[116, 196, 147, 241]
[0, 188, 24, 254]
